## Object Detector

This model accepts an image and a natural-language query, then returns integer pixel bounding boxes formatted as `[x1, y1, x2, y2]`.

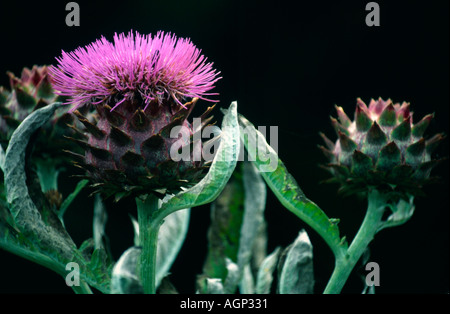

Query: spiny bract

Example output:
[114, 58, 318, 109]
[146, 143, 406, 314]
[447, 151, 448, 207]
[320, 98, 446, 197]
[66, 97, 215, 200]
[0, 65, 78, 160]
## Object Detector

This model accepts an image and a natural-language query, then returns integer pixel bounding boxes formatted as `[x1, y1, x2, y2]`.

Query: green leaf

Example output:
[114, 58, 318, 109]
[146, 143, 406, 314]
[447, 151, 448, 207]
[111, 246, 143, 294]
[378, 195, 415, 231]
[0, 221, 65, 276]
[34, 158, 60, 192]
[130, 214, 139, 246]
[362, 284, 376, 294]
[158, 276, 179, 294]
[237, 162, 267, 271]
[93, 194, 108, 250]
[88, 248, 113, 284]
[3, 102, 76, 264]
[360, 249, 375, 294]
[202, 161, 268, 294]
[255, 247, 280, 294]
[197, 277, 225, 294]
[278, 229, 314, 294]
[223, 258, 240, 294]
[58, 179, 89, 220]
[0, 145, 5, 172]
[2, 103, 112, 293]
[238, 113, 346, 258]
[155, 207, 190, 288]
[202, 165, 245, 281]
[158, 101, 240, 215]
[240, 264, 255, 294]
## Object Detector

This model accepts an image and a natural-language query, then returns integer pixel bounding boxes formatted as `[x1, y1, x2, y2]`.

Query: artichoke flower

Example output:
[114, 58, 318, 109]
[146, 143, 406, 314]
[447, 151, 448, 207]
[0, 65, 73, 143]
[0, 66, 83, 209]
[49, 31, 221, 200]
[320, 98, 445, 197]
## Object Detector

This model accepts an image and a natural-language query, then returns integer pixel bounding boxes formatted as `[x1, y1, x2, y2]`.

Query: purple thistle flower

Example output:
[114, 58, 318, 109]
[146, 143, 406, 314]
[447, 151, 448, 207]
[49, 31, 221, 112]
[54, 31, 222, 200]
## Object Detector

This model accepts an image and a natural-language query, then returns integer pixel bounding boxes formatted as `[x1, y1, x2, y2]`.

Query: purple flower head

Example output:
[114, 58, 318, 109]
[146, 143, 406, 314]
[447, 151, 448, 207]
[49, 31, 221, 112]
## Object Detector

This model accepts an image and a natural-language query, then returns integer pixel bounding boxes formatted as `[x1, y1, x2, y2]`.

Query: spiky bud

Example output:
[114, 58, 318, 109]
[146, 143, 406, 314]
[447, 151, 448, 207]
[50, 31, 221, 200]
[1, 66, 55, 135]
[0, 65, 82, 161]
[320, 98, 446, 197]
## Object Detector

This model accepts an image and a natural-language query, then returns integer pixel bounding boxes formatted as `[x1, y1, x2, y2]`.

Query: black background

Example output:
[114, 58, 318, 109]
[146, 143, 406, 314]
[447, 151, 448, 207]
[0, 0, 448, 294]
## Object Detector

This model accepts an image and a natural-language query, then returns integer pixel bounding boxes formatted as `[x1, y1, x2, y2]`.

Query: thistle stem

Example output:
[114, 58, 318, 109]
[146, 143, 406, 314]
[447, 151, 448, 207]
[71, 281, 93, 294]
[136, 194, 161, 294]
[323, 190, 386, 294]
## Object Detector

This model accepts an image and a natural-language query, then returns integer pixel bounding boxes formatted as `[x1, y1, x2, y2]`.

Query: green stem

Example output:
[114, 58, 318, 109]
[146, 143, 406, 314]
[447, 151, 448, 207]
[0, 238, 93, 294]
[323, 190, 387, 294]
[136, 194, 161, 294]
[71, 280, 93, 294]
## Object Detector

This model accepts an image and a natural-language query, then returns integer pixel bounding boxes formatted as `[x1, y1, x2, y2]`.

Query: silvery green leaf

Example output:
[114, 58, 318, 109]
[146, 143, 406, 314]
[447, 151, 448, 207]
[223, 258, 240, 294]
[111, 246, 143, 294]
[240, 264, 255, 294]
[0, 144, 5, 172]
[201, 160, 267, 293]
[278, 230, 314, 294]
[362, 284, 376, 294]
[202, 278, 225, 294]
[2, 103, 113, 293]
[237, 162, 267, 270]
[3, 103, 76, 263]
[5, 103, 59, 220]
[255, 247, 281, 294]
[202, 161, 267, 293]
[93, 194, 108, 250]
[251, 221, 268, 271]
[158, 101, 240, 214]
[0, 195, 15, 230]
[238, 114, 346, 258]
[158, 276, 179, 294]
[359, 248, 375, 294]
[155, 207, 190, 288]
[130, 214, 139, 246]
[34, 158, 60, 192]
[202, 167, 245, 281]
[378, 195, 415, 231]
[230, 161, 267, 294]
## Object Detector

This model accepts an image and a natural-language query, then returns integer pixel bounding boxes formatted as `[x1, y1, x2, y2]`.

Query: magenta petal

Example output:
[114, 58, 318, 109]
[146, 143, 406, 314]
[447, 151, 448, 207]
[49, 31, 221, 111]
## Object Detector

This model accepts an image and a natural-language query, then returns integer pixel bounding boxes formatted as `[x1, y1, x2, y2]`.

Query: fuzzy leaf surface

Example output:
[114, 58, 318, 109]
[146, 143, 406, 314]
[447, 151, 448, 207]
[278, 230, 314, 294]
[238, 114, 346, 258]
[158, 101, 240, 215]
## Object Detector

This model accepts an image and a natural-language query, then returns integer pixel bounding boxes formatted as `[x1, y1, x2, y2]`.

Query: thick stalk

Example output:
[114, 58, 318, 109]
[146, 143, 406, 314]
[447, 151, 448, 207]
[71, 281, 93, 294]
[324, 190, 386, 294]
[0, 238, 93, 294]
[136, 194, 161, 294]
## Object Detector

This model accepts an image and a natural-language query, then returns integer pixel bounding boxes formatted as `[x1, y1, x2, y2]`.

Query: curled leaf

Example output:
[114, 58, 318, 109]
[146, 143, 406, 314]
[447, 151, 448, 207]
[238, 113, 346, 258]
[255, 247, 280, 294]
[158, 101, 240, 215]
[111, 246, 143, 294]
[278, 230, 314, 294]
